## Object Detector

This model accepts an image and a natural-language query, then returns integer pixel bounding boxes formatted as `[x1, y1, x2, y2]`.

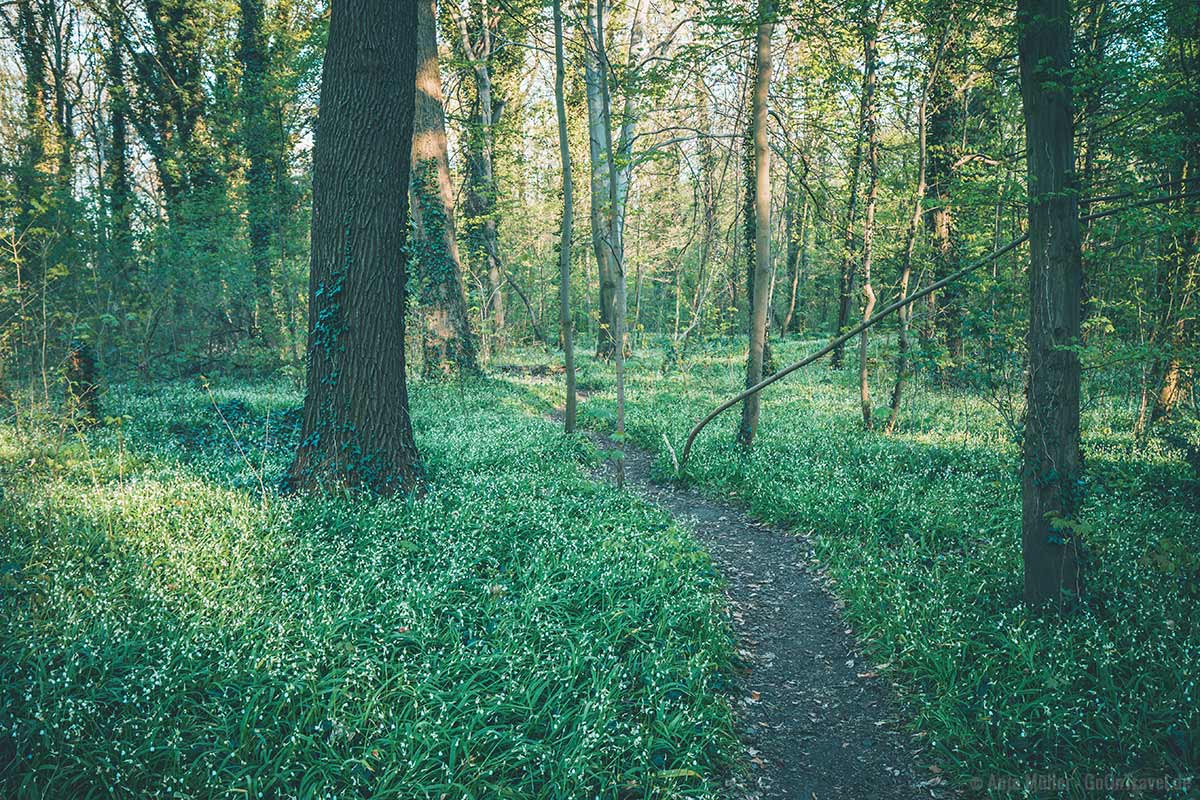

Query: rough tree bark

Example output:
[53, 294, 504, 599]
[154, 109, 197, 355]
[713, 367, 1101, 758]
[736, 3, 773, 447]
[1017, 0, 1084, 608]
[411, 0, 479, 378]
[286, 0, 421, 494]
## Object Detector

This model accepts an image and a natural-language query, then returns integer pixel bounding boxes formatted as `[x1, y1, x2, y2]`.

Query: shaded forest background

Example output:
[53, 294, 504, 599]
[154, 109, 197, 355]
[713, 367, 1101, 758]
[0, 0, 1195, 432]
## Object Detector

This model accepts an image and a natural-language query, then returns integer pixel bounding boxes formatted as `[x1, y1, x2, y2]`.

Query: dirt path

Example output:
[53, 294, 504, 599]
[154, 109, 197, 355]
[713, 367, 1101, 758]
[573, 425, 943, 800]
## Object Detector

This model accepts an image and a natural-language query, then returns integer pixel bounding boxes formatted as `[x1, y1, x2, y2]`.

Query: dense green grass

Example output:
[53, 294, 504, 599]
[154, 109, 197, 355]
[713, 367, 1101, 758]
[512, 337, 1200, 798]
[0, 379, 737, 798]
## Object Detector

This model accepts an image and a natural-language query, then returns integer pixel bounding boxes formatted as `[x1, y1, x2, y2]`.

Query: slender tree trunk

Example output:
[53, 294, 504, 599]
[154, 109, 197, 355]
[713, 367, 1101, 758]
[1148, 0, 1199, 425]
[239, 0, 279, 346]
[737, 5, 773, 447]
[886, 24, 945, 434]
[411, 0, 479, 378]
[584, 15, 617, 360]
[104, 0, 133, 287]
[586, 0, 646, 360]
[781, 190, 806, 335]
[1017, 0, 1083, 608]
[832, 77, 866, 369]
[924, 28, 962, 369]
[858, 10, 880, 430]
[553, 0, 576, 431]
[456, 6, 506, 354]
[593, 0, 627, 485]
[286, 0, 421, 494]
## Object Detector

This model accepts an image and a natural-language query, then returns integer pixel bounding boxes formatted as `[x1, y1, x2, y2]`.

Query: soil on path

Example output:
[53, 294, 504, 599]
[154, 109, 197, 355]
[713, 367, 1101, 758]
[572, 424, 947, 800]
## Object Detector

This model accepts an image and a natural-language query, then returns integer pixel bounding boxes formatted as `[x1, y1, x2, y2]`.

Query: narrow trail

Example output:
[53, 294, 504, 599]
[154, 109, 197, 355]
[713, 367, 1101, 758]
[562, 416, 946, 800]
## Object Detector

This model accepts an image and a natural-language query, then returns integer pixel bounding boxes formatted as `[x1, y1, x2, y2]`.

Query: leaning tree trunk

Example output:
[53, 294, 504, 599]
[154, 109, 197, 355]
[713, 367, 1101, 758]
[411, 0, 479, 378]
[286, 0, 421, 494]
[1017, 0, 1083, 608]
[736, 4, 773, 447]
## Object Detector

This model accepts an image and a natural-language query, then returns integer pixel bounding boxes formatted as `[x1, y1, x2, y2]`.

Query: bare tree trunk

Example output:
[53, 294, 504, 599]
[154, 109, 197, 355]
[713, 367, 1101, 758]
[456, 3, 506, 353]
[287, 0, 421, 494]
[586, 0, 646, 360]
[553, 0, 576, 431]
[239, 0, 280, 347]
[584, 16, 618, 360]
[737, 4, 774, 447]
[924, 24, 962, 370]
[832, 73, 866, 369]
[858, 9, 880, 430]
[411, 0, 479, 378]
[886, 22, 947, 434]
[1018, 0, 1083, 608]
[780, 190, 807, 335]
[593, 0, 629, 485]
[104, 0, 133, 293]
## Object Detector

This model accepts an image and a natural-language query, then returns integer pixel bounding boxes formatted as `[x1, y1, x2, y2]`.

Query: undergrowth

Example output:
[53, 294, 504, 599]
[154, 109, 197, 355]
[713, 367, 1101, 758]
[0, 379, 737, 799]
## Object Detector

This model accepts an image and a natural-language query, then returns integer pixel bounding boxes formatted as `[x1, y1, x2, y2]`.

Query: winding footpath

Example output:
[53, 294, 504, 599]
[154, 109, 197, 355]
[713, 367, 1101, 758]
[572, 421, 947, 799]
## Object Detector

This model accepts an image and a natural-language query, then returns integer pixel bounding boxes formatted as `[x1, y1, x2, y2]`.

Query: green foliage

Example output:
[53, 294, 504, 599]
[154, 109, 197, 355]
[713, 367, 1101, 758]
[0, 379, 737, 798]
[510, 340, 1200, 797]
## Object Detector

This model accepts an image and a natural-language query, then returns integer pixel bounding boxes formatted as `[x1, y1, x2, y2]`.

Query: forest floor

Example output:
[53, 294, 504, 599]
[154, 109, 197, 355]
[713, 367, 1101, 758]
[562, 403, 941, 800]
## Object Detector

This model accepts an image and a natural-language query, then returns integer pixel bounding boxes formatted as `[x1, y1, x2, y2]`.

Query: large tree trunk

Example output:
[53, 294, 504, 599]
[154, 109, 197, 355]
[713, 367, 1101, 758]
[858, 9, 880, 431]
[553, 0, 577, 431]
[411, 0, 479, 378]
[736, 5, 773, 447]
[286, 0, 421, 494]
[1017, 0, 1083, 608]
